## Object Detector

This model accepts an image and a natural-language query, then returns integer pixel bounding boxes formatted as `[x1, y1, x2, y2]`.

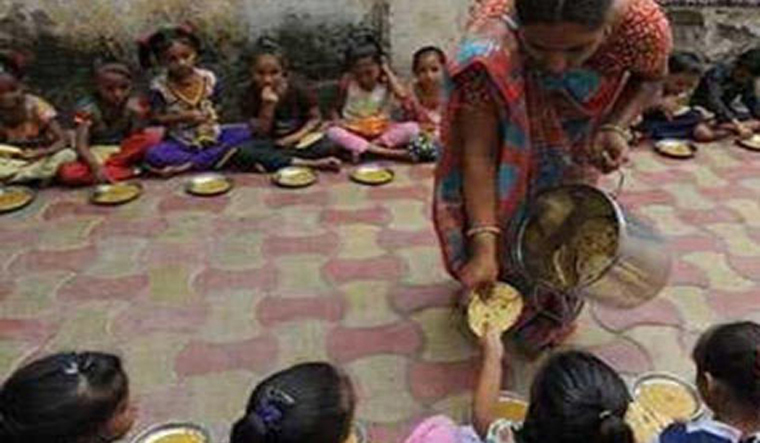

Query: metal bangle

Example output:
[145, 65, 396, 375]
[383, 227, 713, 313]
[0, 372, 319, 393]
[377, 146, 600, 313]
[466, 226, 502, 238]
[598, 123, 630, 140]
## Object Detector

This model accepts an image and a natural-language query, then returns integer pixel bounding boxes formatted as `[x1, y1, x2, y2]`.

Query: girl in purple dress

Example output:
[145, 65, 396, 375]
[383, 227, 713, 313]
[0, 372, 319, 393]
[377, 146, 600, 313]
[140, 25, 250, 177]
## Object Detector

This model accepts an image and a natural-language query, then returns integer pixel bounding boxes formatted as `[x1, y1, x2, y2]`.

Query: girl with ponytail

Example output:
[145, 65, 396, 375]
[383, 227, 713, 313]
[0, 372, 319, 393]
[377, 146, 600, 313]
[0, 351, 134, 443]
[230, 362, 356, 443]
[657, 321, 760, 443]
[404, 326, 633, 443]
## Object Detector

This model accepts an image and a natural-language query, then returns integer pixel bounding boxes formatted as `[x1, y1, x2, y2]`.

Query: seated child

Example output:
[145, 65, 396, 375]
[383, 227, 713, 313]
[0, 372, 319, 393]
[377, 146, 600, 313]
[636, 51, 716, 142]
[229, 38, 342, 172]
[58, 61, 163, 186]
[405, 324, 634, 443]
[0, 351, 135, 443]
[0, 52, 76, 185]
[327, 34, 419, 163]
[403, 45, 447, 162]
[140, 25, 251, 176]
[691, 48, 760, 140]
[656, 321, 760, 443]
[230, 362, 356, 443]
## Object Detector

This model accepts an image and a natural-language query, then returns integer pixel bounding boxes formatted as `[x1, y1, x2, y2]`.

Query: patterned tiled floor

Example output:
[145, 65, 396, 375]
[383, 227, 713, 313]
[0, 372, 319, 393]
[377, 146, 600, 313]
[1, 141, 759, 442]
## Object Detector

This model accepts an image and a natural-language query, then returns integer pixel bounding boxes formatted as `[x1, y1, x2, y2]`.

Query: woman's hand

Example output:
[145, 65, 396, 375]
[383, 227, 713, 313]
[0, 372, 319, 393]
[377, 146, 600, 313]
[591, 128, 629, 174]
[459, 234, 499, 297]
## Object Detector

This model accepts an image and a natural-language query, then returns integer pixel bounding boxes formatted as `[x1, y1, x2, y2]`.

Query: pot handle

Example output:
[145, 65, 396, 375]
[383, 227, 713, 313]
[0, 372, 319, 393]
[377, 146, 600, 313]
[599, 150, 626, 199]
[598, 167, 625, 200]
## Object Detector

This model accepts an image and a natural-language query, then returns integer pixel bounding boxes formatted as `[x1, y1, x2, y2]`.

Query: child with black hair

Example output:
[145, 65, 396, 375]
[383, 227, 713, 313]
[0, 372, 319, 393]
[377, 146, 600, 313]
[405, 325, 634, 443]
[58, 60, 163, 186]
[0, 51, 76, 184]
[402, 45, 447, 162]
[229, 38, 342, 173]
[140, 25, 251, 176]
[691, 48, 760, 140]
[656, 321, 760, 443]
[636, 51, 718, 142]
[230, 362, 356, 443]
[327, 34, 419, 163]
[0, 351, 135, 443]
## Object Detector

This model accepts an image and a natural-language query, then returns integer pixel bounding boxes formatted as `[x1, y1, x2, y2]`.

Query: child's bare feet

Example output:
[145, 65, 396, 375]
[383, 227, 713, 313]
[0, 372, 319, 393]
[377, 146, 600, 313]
[313, 157, 342, 172]
[366, 144, 413, 162]
[147, 163, 193, 178]
[294, 157, 342, 172]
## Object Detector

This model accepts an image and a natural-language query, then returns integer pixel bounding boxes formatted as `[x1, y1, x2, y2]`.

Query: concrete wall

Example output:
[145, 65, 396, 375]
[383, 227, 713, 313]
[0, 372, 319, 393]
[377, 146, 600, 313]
[0, 0, 469, 116]
[2, 0, 758, 114]
[666, 7, 760, 61]
[0, 0, 469, 73]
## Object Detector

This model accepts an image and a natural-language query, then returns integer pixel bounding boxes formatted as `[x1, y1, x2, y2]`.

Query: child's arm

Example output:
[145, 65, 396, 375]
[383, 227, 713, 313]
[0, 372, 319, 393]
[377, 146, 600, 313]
[703, 70, 739, 124]
[23, 119, 69, 160]
[152, 110, 206, 126]
[276, 109, 321, 147]
[126, 97, 152, 134]
[149, 90, 206, 127]
[381, 60, 410, 102]
[329, 75, 350, 122]
[72, 116, 111, 183]
[473, 323, 505, 440]
[741, 79, 760, 120]
[249, 86, 279, 137]
[276, 86, 323, 147]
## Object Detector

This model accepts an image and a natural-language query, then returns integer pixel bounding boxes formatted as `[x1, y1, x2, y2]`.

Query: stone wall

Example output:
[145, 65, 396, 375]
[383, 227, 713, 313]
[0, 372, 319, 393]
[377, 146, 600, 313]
[0, 0, 469, 118]
[2, 0, 759, 118]
[666, 6, 760, 61]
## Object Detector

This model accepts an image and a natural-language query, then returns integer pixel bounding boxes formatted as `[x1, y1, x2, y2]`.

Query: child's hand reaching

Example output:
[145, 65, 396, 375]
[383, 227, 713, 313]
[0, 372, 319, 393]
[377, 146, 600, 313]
[657, 96, 682, 120]
[481, 322, 505, 363]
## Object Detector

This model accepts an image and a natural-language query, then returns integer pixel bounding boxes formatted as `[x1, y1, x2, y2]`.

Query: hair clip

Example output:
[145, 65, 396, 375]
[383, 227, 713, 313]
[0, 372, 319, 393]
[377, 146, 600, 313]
[599, 410, 614, 420]
[254, 387, 295, 432]
[63, 360, 79, 376]
[266, 387, 295, 406]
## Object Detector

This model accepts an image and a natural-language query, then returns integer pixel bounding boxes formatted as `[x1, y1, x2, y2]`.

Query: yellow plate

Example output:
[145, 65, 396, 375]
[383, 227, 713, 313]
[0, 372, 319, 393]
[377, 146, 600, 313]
[494, 392, 528, 423]
[467, 282, 524, 337]
[131, 422, 210, 443]
[0, 144, 23, 157]
[655, 139, 696, 159]
[350, 164, 394, 186]
[737, 134, 760, 152]
[633, 373, 703, 422]
[273, 166, 317, 188]
[90, 182, 143, 206]
[185, 173, 233, 196]
[295, 132, 325, 150]
[0, 186, 35, 214]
